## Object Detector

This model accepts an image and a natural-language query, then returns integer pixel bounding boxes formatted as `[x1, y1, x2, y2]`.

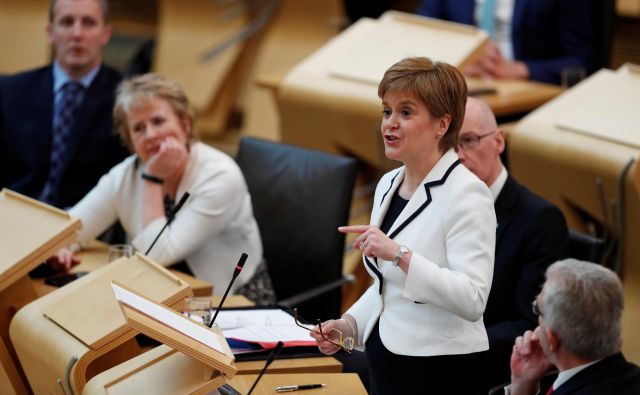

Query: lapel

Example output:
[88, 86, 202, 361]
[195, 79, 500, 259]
[494, 175, 519, 245]
[58, 65, 111, 175]
[385, 149, 461, 240]
[30, 68, 55, 146]
[511, 0, 528, 37]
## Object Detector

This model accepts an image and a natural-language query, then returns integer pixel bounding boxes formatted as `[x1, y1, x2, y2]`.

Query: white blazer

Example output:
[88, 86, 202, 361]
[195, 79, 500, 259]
[346, 149, 496, 356]
[70, 142, 263, 294]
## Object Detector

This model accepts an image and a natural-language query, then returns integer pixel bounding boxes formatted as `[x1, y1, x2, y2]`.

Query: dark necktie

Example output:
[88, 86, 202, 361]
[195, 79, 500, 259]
[40, 81, 85, 205]
[545, 386, 554, 395]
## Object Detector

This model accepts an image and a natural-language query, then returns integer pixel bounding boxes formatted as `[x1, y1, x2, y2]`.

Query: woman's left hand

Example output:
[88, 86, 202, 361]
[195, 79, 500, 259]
[338, 225, 399, 261]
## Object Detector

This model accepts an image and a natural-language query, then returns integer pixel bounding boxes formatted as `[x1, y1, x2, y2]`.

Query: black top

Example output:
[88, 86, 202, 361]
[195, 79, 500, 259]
[379, 189, 408, 234]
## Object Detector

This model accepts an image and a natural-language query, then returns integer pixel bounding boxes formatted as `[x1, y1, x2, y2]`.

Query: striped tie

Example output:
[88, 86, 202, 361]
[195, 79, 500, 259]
[40, 81, 85, 205]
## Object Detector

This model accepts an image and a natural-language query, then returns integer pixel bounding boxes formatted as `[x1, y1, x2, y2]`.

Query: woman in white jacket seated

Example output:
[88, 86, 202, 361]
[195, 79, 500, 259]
[310, 57, 496, 394]
[53, 73, 273, 303]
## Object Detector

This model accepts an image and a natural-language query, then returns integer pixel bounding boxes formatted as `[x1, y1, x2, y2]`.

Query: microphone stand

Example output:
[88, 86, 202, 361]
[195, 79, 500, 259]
[247, 341, 284, 395]
[144, 192, 190, 255]
[208, 253, 248, 327]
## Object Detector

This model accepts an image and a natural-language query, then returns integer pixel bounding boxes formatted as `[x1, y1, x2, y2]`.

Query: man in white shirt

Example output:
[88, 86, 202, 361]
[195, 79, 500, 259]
[507, 259, 640, 395]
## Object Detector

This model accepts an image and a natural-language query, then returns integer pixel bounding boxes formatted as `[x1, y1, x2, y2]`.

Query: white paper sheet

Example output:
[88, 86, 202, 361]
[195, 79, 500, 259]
[214, 309, 309, 330]
[216, 309, 316, 346]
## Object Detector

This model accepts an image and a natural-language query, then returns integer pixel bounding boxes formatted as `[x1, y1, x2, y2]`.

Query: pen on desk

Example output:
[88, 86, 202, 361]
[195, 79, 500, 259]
[275, 384, 326, 392]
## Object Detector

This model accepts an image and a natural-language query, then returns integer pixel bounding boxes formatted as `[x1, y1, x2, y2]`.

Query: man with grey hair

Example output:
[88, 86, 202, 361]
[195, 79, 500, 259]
[507, 259, 640, 395]
[0, 0, 127, 209]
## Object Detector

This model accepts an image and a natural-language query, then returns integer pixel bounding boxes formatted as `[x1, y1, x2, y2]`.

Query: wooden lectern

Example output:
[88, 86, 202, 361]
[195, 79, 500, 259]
[10, 253, 192, 394]
[0, 189, 82, 395]
[83, 284, 357, 394]
[507, 64, 640, 363]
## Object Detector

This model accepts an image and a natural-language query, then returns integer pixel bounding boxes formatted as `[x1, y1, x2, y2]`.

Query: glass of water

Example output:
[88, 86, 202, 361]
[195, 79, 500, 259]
[108, 244, 134, 263]
[184, 297, 213, 325]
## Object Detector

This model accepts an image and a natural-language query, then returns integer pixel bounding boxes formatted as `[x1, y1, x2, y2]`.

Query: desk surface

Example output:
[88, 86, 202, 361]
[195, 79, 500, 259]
[30, 240, 213, 297]
[227, 372, 366, 395]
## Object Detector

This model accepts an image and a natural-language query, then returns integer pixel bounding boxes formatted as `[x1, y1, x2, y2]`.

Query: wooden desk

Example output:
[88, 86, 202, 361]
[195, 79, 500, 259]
[31, 240, 214, 297]
[266, 15, 561, 171]
[84, 343, 353, 395]
[505, 66, 640, 363]
[227, 372, 366, 395]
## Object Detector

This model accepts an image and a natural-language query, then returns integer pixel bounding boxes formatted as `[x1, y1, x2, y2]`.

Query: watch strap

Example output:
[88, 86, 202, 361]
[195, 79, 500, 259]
[142, 172, 164, 184]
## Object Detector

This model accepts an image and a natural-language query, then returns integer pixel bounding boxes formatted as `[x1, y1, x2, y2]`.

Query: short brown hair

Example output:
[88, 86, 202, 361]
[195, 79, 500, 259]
[113, 73, 197, 151]
[49, 0, 110, 23]
[378, 57, 467, 153]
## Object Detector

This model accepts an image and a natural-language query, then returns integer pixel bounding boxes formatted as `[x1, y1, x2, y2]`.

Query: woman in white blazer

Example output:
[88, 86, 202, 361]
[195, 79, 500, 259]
[51, 73, 274, 303]
[311, 57, 496, 394]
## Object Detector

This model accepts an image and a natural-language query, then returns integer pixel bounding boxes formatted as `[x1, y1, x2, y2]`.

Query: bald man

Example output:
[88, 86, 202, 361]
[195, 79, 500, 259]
[457, 97, 570, 391]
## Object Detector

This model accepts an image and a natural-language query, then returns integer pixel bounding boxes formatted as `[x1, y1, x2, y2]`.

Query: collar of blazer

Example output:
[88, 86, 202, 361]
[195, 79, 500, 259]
[365, 150, 461, 294]
[375, 149, 461, 240]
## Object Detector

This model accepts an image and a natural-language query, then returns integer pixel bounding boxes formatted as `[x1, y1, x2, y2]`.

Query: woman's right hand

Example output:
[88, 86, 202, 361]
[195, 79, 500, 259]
[145, 137, 188, 179]
[309, 317, 357, 355]
[48, 248, 80, 272]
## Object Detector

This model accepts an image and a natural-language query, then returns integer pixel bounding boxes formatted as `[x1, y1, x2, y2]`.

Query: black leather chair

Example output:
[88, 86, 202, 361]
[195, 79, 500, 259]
[236, 137, 358, 320]
[568, 229, 606, 264]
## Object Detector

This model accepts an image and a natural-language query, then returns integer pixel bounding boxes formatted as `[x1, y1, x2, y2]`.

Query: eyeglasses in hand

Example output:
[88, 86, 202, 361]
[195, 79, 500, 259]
[293, 308, 354, 353]
[458, 130, 497, 150]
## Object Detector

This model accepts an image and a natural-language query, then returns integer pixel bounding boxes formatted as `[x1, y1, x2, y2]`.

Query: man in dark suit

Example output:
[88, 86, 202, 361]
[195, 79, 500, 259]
[457, 97, 569, 392]
[508, 259, 640, 395]
[416, 0, 596, 84]
[0, 0, 128, 209]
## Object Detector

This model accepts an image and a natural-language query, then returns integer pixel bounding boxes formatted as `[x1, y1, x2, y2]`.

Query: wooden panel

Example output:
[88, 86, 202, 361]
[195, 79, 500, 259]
[0, 189, 81, 292]
[0, 0, 50, 74]
[327, 13, 487, 86]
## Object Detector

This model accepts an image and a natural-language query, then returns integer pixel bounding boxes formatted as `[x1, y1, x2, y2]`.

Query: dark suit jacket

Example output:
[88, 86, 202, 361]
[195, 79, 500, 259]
[0, 64, 129, 208]
[481, 175, 569, 389]
[548, 353, 640, 395]
[416, 0, 596, 84]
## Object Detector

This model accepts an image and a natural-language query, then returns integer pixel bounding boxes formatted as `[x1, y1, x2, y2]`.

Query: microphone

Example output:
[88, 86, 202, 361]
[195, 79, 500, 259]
[144, 192, 190, 255]
[166, 192, 190, 224]
[208, 253, 248, 327]
[247, 341, 284, 395]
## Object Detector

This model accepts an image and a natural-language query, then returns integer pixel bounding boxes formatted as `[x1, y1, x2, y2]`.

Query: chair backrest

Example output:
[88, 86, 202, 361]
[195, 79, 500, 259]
[568, 229, 606, 264]
[236, 137, 357, 320]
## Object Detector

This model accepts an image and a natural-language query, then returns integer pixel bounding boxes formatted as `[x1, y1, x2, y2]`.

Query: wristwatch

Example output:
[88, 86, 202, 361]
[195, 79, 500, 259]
[392, 245, 409, 267]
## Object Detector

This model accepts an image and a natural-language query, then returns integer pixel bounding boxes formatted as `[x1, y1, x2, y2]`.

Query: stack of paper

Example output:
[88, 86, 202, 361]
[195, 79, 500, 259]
[217, 309, 317, 352]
